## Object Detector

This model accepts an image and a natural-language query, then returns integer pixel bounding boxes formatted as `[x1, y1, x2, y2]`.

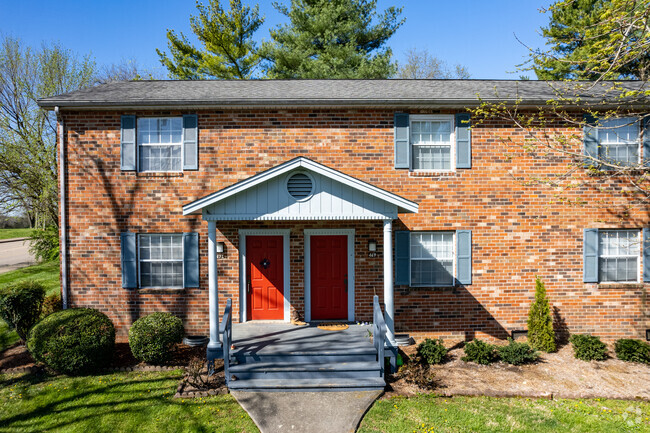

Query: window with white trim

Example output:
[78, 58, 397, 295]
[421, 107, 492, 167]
[599, 229, 640, 282]
[410, 232, 455, 286]
[599, 117, 641, 166]
[138, 117, 183, 172]
[139, 234, 183, 287]
[410, 115, 454, 171]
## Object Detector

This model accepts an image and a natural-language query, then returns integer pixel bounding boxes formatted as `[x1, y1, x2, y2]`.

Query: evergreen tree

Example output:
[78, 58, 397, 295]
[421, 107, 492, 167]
[534, 0, 650, 80]
[157, 0, 264, 79]
[527, 277, 557, 353]
[260, 0, 404, 79]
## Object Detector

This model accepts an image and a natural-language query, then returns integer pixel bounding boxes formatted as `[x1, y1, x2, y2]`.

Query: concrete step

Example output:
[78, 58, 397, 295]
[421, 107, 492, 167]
[233, 347, 377, 364]
[229, 361, 381, 380]
[227, 377, 386, 392]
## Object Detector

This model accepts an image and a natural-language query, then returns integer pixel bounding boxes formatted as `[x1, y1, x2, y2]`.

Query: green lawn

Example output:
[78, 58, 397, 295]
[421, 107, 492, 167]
[0, 261, 60, 350]
[358, 394, 650, 433]
[0, 228, 33, 240]
[0, 370, 259, 432]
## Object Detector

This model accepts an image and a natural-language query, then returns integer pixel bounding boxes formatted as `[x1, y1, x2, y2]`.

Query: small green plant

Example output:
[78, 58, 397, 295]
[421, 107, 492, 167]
[497, 338, 539, 365]
[41, 293, 62, 318]
[417, 338, 448, 365]
[0, 280, 46, 342]
[462, 339, 497, 365]
[129, 312, 184, 364]
[28, 225, 60, 262]
[569, 334, 608, 361]
[527, 277, 556, 352]
[614, 339, 650, 364]
[28, 308, 115, 374]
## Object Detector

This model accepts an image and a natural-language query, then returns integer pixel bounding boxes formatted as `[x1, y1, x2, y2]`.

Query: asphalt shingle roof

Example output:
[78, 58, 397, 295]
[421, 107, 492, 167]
[37, 79, 649, 109]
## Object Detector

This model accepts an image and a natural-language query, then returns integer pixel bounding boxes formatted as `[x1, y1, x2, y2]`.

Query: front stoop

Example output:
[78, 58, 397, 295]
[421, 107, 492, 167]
[227, 334, 385, 392]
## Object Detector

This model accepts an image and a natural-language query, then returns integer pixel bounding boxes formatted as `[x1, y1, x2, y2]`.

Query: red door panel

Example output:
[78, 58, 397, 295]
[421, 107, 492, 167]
[247, 236, 284, 320]
[311, 235, 348, 320]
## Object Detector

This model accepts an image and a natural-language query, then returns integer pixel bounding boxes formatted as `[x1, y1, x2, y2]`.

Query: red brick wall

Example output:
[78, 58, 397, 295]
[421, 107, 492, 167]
[60, 108, 649, 342]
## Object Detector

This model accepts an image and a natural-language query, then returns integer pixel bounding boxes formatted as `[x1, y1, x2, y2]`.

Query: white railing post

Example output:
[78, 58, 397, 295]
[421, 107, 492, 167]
[383, 219, 396, 346]
[207, 220, 222, 361]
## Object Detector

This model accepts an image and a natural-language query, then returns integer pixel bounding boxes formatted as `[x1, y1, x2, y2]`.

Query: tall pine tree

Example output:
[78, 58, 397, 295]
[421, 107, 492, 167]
[157, 0, 264, 79]
[534, 0, 650, 80]
[260, 0, 404, 79]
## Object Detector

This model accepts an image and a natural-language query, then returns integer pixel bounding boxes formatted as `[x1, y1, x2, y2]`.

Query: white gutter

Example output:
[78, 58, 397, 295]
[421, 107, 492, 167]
[55, 106, 68, 309]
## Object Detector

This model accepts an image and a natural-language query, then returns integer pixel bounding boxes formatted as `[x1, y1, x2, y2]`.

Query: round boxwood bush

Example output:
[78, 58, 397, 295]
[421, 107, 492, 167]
[27, 308, 115, 375]
[129, 312, 184, 364]
[462, 339, 498, 365]
[0, 280, 46, 342]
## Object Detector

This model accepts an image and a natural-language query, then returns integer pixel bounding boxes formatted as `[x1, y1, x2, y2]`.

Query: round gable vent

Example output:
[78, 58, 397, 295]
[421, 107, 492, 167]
[287, 172, 313, 200]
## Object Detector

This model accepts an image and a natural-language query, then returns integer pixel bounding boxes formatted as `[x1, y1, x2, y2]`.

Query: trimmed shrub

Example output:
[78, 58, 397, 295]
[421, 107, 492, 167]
[41, 294, 62, 318]
[417, 338, 448, 364]
[527, 277, 556, 352]
[569, 334, 608, 361]
[29, 226, 60, 262]
[615, 339, 650, 364]
[462, 339, 497, 365]
[0, 280, 46, 342]
[497, 338, 539, 365]
[129, 312, 184, 364]
[27, 308, 115, 374]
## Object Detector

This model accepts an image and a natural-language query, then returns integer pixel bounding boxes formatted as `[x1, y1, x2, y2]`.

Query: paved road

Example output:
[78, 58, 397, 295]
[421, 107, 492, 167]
[0, 238, 35, 274]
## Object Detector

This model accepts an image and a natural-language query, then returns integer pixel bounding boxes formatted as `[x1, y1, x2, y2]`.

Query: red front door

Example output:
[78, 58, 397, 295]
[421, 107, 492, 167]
[247, 236, 284, 320]
[311, 235, 348, 320]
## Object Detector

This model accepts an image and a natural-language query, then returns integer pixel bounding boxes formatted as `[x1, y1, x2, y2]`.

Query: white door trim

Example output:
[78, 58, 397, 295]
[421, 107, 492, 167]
[304, 229, 355, 322]
[239, 229, 291, 322]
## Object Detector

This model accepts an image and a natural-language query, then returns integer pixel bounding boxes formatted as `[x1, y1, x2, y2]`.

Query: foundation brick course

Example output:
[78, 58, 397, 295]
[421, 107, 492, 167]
[60, 108, 649, 342]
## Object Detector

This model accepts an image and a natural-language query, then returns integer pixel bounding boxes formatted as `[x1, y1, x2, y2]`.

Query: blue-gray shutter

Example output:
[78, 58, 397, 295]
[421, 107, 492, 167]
[120, 115, 136, 171]
[395, 231, 410, 285]
[182, 114, 198, 170]
[183, 232, 199, 288]
[641, 227, 650, 283]
[394, 113, 410, 169]
[456, 230, 472, 285]
[455, 113, 471, 169]
[583, 228, 599, 283]
[121, 232, 137, 288]
[643, 114, 650, 167]
[583, 113, 599, 169]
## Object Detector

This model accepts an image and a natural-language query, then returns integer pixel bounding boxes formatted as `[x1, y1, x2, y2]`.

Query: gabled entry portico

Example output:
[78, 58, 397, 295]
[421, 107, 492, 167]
[183, 157, 418, 361]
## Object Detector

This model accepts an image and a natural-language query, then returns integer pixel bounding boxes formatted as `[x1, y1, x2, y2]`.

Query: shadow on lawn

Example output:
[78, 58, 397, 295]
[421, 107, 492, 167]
[0, 372, 182, 431]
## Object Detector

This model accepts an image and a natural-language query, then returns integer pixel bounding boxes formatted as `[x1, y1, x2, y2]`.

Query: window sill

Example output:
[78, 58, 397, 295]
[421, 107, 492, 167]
[596, 282, 644, 289]
[136, 172, 184, 178]
[409, 170, 457, 178]
[133, 287, 187, 294]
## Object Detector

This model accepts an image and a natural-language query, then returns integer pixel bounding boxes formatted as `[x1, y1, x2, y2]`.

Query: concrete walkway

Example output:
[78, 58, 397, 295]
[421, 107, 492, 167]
[0, 238, 35, 274]
[231, 390, 382, 433]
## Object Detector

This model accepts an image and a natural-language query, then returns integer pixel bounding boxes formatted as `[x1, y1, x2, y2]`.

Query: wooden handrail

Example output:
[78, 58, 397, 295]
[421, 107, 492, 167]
[373, 295, 387, 378]
[219, 298, 232, 386]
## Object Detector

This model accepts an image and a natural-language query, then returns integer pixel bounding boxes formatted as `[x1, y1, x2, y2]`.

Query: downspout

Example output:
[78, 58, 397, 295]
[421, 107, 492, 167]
[55, 106, 68, 309]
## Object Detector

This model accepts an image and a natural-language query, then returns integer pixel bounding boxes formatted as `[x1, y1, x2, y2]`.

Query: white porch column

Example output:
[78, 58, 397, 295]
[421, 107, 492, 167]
[383, 219, 396, 345]
[207, 220, 222, 360]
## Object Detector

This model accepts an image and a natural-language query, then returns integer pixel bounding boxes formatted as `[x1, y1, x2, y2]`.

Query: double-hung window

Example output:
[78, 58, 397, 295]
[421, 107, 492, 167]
[139, 234, 184, 288]
[599, 230, 639, 282]
[410, 232, 455, 286]
[410, 115, 454, 171]
[598, 117, 641, 166]
[138, 117, 183, 172]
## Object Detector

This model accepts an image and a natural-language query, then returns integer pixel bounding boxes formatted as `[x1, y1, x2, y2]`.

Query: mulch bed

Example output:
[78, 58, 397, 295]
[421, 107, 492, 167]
[174, 358, 228, 398]
[383, 342, 650, 401]
[0, 342, 206, 373]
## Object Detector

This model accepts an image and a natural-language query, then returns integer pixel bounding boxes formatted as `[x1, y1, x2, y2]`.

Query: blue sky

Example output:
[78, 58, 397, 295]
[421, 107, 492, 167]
[1, 0, 553, 79]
